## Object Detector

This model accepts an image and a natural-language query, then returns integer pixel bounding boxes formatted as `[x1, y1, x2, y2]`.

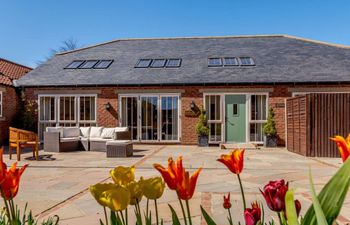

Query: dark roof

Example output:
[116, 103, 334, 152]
[0, 58, 32, 86]
[17, 35, 350, 87]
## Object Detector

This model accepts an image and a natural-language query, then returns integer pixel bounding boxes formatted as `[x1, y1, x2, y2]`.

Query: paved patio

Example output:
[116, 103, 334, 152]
[4, 145, 349, 225]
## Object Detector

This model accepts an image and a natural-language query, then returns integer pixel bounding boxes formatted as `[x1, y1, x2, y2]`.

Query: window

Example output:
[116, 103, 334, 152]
[65, 60, 85, 69]
[205, 95, 222, 143]
[166, 59, 181, 68]
[150, 59, 167, 68]
[208, 58, 222, 67]
[0, 92, 3, 117]
[135, 59, 152, 68]
[79, 96, 96, 122]
[79, 60, 99, 69]
[249, 95, 267, 142]
[59, 96, 76, 123]
[223, 57, 238, 66]
[94, 60, 113, 69]
[239, 57, 255, 66]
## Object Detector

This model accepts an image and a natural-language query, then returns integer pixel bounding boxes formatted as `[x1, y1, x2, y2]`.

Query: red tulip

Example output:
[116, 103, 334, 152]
[0, 147, 7, 184]
[294, 199, 302, 217]
[244, 202, 262, 225]
[260, 179, 289, 212]
[177, 168, 202, 200]
[217, 149, 244, 174]
[223, 193, 231, 209]
[1, 163, 28, 200]
[154, 157, 184, 190]
[331, 134, 350, 162]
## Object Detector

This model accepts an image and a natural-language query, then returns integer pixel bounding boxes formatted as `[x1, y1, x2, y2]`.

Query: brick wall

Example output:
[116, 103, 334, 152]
[22, 84, 350, 146]
[0, 86, 21, 145]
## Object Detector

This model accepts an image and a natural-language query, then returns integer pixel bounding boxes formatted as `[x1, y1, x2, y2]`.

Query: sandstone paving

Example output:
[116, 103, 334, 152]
[1, 145, 350, 224]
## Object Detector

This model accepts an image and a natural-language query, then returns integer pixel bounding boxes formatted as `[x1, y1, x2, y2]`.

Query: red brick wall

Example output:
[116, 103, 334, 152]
[0, 86, 21, 144]
[22, 84, 350, 146]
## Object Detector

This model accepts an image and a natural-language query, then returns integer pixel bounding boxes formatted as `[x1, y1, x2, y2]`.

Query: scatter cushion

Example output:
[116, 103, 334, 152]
[101, 128, 115, 139]
[90, 127, 104, 138]
[115, 127, 129, 132]
[63, 127, 80, 138]
[80, 127, 91, 138]
[46, 127, 64, 137]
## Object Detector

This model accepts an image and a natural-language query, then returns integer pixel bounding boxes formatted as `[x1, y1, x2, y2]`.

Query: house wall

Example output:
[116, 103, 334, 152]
[22, 84, 350, 146]
[0, 85, 21, 145]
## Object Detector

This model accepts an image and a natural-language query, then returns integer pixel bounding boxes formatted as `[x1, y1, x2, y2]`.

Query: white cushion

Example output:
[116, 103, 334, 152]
[89, 137, 107, 142]
[106, 140, 132, 145]
[115, 127, 129, 132]
[60, 137, 80, 142]
[80, 137, 89, 141]
[80, 127, 91, 138]
[63, 127, 80, 138]
[90, 127, 103, 138]
[46, 127, 64, 137]
[101, 128, 115, 139]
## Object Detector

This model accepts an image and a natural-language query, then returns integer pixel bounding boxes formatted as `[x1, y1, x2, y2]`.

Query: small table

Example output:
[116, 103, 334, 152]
[106, 141, 133, 158]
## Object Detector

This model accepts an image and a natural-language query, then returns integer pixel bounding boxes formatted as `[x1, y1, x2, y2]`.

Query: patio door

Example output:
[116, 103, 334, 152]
[120, 96, 138, 140]
[225, 95, 246, 142]
[141, 96, 158, 141]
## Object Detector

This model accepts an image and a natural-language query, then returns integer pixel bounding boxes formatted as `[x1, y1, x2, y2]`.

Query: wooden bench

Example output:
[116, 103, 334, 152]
[9, 127, 39, 161]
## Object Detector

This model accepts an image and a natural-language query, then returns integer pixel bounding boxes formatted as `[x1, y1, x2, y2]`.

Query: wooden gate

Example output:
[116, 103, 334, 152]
[286, 93, 350, 157]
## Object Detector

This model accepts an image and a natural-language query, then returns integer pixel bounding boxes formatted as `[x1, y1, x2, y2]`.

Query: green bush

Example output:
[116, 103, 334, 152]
[195, 107, 209, 136]
[263, 107, 277, 137]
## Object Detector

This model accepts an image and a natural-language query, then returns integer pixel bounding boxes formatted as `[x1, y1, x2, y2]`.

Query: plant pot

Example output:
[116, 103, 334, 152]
[264, 136, 278, 147]
[198, 135, 209, 147]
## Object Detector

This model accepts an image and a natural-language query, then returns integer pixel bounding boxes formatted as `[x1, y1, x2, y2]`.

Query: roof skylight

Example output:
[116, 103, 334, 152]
[239, 57, 255, 66]
[166, 59, 181, 68]
[94, 60, 113, 69]
[79, 60, 99, 69]
[135, 59, 153, 68]
[223, 57, 238, 66]
[151, 59, 167, 68]
[65, 60, 85, 69]
[65, 60, 113, 69]
[208, 58, 222, 67]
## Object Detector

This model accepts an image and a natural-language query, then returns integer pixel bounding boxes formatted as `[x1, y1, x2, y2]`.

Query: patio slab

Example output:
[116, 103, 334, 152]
[3, 145, 349, 224]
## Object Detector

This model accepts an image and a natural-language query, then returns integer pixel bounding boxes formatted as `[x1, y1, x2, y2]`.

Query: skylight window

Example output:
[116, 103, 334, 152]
[151, 59, 167, 68]
[135, 59, 152, 68]
[223, 57, 238, 66]
[239, 57, 255, 66]
[94, 60, 113, 69]
[166, 59, 181, 68]
[65, 60, 85, 69]
[208, 58, 222, 67]
[79, 60, 99, 69]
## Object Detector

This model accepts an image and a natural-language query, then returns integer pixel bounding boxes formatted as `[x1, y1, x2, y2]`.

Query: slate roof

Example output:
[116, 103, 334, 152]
[0, 58, 32, 86]
[17, 35, 350, 87]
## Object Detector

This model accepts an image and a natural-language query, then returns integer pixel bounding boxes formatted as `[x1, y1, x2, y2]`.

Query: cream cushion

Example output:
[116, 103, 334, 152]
[63, 127, 80, 138]
[115, 127, 129, 132]
[46, 127, 64, 137]
[90, 127, 103, 138]
[80, 127, 91, 138]
[101, 128, 115, 139]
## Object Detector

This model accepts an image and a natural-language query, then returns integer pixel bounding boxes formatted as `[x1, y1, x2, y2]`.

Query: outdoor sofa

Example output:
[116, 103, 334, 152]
[44, 126, 133, 157]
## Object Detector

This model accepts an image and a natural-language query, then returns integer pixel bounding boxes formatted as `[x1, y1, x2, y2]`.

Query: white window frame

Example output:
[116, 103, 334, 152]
[78, 96, 97, 123]
[248, 94, 269, 144]
[118, 93, 181, 143]
[203, 94, 224, 144]
[58, 96, 77, 124]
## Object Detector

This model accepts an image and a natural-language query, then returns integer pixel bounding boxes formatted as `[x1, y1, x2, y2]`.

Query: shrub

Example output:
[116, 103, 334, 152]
[263, 107, 277, 137]
[195, 107, 209, 136]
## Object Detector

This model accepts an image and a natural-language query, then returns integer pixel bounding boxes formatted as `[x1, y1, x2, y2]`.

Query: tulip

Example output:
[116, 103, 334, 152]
[110, 166, 135, 186]
[99, 187, 130, 212]
[1, 163, 28, 200]
[0, 147, 7, 184]
[217, 149, 244, 175]
[140, 177, 165, 200]
[89, 183, 119, 207]
[223, 193, 231, 209]
[331, 134, 350, 162]
[126, 180, 143, 205]
[260, 179, 288, 212]
[153, 156, 184, 190]
[178, 168, 202, 201]
[294, 199, 301, 217]
[244, 202, 262, 225]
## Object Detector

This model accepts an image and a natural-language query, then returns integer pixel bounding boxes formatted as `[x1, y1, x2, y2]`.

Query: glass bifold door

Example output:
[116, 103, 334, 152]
[120, 95, 179, 142]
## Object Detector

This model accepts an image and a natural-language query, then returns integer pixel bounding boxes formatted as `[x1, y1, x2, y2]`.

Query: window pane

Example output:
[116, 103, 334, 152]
[94, 60, 113, 69]
[251, 95, 267, 121]
[223, 57, 238, 66]
[250, 123, 264, 142]
[121, 97, 138, 140]
[161, 96, 178, 141]
[79, 60, 99, 69]
[65, 60, 85, 69]
[141, 96, 158, 140]
[239, 57, 255, 66]
[209, 123, 221, 142]
[135, 59, 152, 68]
[166, 59, 181, 68]
[40, 96, 55, 121]
[205, 95, 221, 121]
[151, 59, 166, 68]
[208, 58, 222, 67]
[80, 96, 96, 121]
[59, 96, 75, 121]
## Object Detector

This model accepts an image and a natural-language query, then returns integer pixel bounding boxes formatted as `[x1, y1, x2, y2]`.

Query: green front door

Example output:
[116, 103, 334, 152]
[225, 95, 246, 142]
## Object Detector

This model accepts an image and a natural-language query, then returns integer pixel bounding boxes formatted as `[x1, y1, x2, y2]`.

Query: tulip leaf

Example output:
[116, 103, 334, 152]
[302, 158, 350, 225]
[308, 169, 327, 225]
[285, 190, 300, 225]
[200, 205, 217, 225]
[168, 204, 181, 225]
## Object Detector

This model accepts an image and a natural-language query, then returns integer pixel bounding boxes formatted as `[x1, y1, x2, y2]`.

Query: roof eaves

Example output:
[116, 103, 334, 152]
[0, 58, 33, 70]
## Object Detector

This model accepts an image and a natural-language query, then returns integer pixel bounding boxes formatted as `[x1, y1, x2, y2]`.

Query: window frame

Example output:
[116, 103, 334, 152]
[165, 58, 182, 68]
[78, 60, 99, 69]
[93, 60, 114, 69]
[65, 60, 85, 69]
[150, 59, 167, 68]
[208, 58, 223, 67]
[223, 57, 239, 66]
[135, 59, 153, 68]
[248, 94, 268, 143]
[239, 57, 255, 66]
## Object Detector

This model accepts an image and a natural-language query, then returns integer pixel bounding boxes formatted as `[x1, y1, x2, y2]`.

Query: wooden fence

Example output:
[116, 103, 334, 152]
[286, 93, 350, 157]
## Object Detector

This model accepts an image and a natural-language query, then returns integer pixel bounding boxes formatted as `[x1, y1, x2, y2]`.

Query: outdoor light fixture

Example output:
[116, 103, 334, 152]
[104, 102, 111, 110]
[190, 101, 195, 110]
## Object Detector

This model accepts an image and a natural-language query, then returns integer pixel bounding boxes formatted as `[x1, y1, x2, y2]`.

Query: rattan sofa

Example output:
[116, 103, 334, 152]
[44, 126, 131, 153]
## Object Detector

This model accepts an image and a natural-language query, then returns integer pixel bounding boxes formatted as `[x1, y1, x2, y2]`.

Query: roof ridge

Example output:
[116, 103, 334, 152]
[0, 57, 32, 70]
[283, 35, 350, 49]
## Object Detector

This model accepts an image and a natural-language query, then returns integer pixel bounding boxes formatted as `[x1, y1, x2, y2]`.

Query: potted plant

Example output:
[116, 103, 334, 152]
[263, 107, 278, 147]
[195, 107, 209, 147]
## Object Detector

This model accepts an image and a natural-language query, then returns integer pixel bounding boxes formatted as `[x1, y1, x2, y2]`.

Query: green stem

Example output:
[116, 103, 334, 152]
[227, 208, 233, 225]
[103, 207, 109, 225]
[1, 188, 11, 224]
[119, 211, 126, 225]
[185, 200, 192, 225]
[9, 199, 16, 224]
[237, 174, 247, 210]
[177, 194, 188, 225]
[125, 208, 128, 225]
[146, 198, 149, 218]
[277, 212, 283, 225]
[154, 199, 159, 225]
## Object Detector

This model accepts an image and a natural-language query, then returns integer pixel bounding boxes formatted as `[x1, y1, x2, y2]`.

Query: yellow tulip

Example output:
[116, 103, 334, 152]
[140, 177, 165, 200]
[126, 180, 143, 205]
[110, 166, 135, 186]
[100, 186, 130, 211]
[89, 183, 119, 207]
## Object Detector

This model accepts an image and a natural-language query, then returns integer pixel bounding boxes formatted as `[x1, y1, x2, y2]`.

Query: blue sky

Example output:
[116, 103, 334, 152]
[1, 0, 349, 68]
